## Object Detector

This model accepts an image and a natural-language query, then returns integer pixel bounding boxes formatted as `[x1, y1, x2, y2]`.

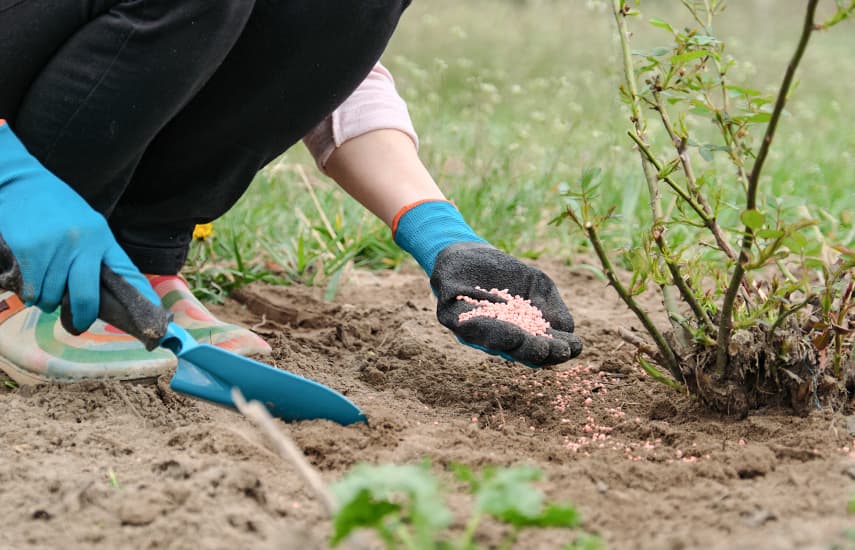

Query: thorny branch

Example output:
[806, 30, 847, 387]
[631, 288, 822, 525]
[576, 213, 683, 380]
[715, 0, 821, 375]
[651, 89, 737, 261]
[611, 0, 684, 332]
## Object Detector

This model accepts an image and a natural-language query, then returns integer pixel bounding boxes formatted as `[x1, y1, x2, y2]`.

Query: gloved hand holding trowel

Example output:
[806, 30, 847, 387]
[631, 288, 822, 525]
[0, 2, 581, 423]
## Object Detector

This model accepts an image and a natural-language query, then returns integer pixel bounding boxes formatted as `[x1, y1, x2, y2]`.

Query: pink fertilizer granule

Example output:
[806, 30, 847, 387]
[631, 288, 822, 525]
[457, 287, 552, 338]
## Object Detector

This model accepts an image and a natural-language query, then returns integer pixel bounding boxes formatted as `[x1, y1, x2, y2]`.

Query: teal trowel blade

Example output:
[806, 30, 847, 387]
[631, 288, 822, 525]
[167, 331, 366, 426]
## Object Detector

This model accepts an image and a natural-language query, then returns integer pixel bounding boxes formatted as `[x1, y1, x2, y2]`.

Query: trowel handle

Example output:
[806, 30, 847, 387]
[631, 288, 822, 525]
[0, 234, 23, 295]
[0, 234, 169, 350]
[60, 266, 171, 351]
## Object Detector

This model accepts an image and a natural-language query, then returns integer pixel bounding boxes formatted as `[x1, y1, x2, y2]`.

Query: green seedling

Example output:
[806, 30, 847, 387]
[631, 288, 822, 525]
[107, 468, 121, 490]
[330, 462, 599, 549]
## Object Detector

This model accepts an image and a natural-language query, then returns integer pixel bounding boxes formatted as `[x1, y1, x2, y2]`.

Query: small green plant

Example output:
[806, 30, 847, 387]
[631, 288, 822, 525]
[556, 0, 855, 415]
[107, 468, 121, 490]
[330, 462, 600, 549]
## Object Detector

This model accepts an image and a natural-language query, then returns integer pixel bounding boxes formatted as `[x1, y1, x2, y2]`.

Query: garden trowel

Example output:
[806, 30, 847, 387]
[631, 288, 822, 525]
[0, 238, 366, 426]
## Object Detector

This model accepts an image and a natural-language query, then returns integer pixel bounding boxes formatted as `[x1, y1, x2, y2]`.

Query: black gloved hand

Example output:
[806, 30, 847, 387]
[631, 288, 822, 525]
[430, 243, 582, 367]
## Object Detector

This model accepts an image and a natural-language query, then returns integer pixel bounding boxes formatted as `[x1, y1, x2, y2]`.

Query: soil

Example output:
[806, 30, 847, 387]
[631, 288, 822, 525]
[2, 261, 854, 550]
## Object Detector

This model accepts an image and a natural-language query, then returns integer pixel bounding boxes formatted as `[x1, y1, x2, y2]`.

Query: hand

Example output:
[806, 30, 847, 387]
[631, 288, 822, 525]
[0, 121, 159, 332]
[430, 243, 582, 367]
[393, 200, 582, 367]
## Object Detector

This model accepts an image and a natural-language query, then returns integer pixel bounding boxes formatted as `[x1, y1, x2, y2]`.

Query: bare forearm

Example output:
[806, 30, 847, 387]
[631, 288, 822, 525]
[324, 129, 445, 227]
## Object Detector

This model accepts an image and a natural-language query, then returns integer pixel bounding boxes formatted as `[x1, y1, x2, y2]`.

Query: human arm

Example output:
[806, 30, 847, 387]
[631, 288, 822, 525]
[0, 119, 159, 331]
[303, 68, 582, 366]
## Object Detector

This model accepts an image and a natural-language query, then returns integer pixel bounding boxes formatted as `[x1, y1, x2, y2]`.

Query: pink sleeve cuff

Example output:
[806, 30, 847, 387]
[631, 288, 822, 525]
[303, 63, 419, 172]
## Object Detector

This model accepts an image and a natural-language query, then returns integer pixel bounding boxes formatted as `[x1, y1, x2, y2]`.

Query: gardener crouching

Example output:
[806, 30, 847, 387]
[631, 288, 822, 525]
[0, 1, 581, 384]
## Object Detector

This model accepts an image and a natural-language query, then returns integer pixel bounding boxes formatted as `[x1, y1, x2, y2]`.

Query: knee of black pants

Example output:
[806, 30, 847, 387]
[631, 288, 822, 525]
[352, 0, 412, 31]
[6, 0, 259, 217]
[107, 0, 411, 274]
[145, 0, 258, 39]
[231, 0, 412, 160]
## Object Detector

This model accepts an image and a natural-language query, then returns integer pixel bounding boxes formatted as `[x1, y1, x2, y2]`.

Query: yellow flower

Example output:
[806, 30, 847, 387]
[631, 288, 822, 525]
[192, 223, 214, 241]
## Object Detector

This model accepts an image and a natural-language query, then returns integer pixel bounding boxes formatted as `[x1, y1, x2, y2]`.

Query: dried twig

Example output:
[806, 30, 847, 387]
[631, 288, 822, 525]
[250, 313, 269, 332]
[231, 388, 337, 516]
[296, 164, 345, 253]
[111, 382, 146, 427]
[232, 390, 375, 549]
[617, 327, 663, 362]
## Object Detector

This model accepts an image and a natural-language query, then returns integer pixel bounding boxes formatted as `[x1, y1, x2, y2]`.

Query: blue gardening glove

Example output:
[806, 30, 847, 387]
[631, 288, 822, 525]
[0, 120, 159, 332]
[393, 200, 582, 367]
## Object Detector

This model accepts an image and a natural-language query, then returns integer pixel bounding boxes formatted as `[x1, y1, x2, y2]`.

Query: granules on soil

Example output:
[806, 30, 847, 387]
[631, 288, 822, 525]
[457, 287, 552, 337]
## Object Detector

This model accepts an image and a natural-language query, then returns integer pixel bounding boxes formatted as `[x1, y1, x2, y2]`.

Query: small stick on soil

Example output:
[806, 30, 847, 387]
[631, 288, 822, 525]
[296, 164, 345, 254]
[110, 382, 146, 427]
[494, 390, 507, 429]
[231, 388, 337, 516]
[617, 326, 664, 363]
[250, 314, 269, 332]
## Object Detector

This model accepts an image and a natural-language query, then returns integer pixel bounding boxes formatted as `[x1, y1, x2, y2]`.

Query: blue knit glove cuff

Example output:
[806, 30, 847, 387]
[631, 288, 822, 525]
[392, 200, 488, 276]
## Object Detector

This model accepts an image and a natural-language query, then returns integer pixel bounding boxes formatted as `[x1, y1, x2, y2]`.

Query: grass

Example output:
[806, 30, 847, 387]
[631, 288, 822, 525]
[185, 0, 855, 300]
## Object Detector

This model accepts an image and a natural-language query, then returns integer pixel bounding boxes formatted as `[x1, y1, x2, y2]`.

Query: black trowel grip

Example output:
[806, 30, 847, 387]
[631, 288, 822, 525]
[0, 235, 169, 350]
[60, 266, 171, 351]
[0, 234, 23, 296]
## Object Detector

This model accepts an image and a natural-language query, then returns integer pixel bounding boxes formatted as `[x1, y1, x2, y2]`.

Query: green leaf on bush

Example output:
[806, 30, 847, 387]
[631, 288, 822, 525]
[740, 209, 766, 230]
[726, 85, 762, 97]
[648, 17, 675, 34]
[756, 228, 784, 239]
[689, 34, 719, 46]
[783, 231, 808, 253]
[747, 112, 772, 123]
[670, 49, 711, 65]
[579, 167, 602, 192]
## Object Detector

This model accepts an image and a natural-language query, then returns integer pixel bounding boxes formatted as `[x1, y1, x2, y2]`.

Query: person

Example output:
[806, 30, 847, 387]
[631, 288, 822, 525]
[0, 1, 582, 385]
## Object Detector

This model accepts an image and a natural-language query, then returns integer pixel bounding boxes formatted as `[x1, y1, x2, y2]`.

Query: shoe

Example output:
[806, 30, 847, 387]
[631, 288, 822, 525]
[0, 291, 177, 385]
[146, 275, 271, 357]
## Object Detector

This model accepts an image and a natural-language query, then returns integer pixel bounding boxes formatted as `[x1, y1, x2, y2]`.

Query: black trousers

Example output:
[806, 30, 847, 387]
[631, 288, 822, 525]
[0, 0, 409, 273]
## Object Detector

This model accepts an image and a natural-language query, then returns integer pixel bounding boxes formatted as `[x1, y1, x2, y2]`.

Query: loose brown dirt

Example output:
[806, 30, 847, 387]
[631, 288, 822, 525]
[2, 262, 854, 550]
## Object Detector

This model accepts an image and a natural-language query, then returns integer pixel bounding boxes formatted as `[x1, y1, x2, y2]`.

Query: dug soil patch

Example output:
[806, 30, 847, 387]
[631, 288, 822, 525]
[2, 262, 854, 549]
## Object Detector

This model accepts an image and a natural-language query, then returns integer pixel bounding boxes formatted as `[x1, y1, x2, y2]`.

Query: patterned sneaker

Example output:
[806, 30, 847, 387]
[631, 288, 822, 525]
[146, 275, 271, 357]
[0, 291, 177, 385]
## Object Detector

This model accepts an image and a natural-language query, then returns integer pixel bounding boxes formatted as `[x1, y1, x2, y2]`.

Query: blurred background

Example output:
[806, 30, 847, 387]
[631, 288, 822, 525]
[186, 1, 855, 300]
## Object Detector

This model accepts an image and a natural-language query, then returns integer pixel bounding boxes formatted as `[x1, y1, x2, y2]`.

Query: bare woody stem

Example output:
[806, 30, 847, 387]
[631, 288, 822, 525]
[653, 230, 716, 331]
[612, 0, 683, 330]
[623, 130, 722, 332]
[626, 130, 739, 265]
[652, 91, 737, 260]
[584, 220, 682, 379]
[612, 2, 660, 221]
[626, 132, 702, 210]
[715, 0, 820, 374]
